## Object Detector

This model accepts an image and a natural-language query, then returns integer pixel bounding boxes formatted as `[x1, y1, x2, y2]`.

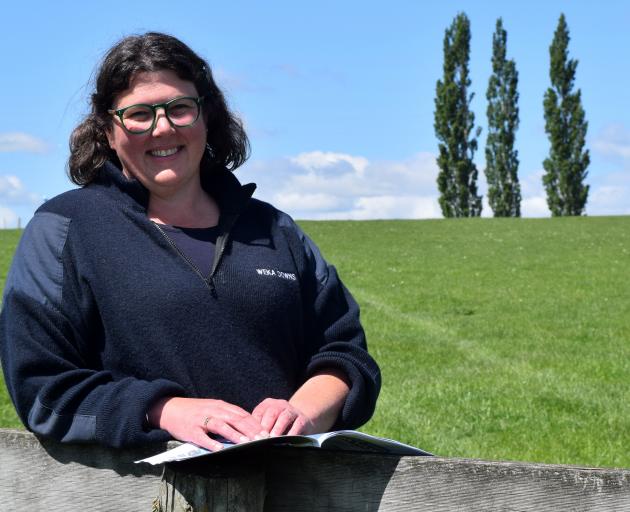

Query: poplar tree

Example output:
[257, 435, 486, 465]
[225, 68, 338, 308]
[543, 13, 590, 216]
[434, 13, 482, 218]
[485, 18, 520, 217]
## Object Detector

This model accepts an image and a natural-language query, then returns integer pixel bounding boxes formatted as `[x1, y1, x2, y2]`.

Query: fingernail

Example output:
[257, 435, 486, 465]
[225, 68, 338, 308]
[239, 435, 251, 443]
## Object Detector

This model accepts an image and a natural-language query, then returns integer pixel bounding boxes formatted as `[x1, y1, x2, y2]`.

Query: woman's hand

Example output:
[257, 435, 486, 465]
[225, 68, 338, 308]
[147, 397, 269, 451]
[252, 399, 315, 436]
[253, 368, 351, 436]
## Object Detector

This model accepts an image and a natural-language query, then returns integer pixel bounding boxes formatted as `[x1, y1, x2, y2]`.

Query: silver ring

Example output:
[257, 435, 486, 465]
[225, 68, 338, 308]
[203, 416, 211, 429]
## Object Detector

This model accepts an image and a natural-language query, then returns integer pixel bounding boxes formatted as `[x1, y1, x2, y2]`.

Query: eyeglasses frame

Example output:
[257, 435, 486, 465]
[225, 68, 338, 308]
[107, 96, 205, 134]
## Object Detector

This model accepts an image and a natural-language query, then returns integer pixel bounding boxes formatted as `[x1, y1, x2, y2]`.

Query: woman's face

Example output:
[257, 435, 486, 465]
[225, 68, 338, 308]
[106, 70, 207, 198]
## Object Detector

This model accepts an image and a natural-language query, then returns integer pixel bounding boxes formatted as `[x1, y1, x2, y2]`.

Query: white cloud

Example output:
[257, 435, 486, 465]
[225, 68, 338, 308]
[274, 192, 343, 212]
[520, 168, 545, 197]
[0, 132, 48, 153]
[593, 124, 630, 160]
[590, 124, 630, 214]
[244, 149, 630, 219]
[291, 151, 369, 175]
[521, 196, 549, 217]
[238, 151, 567, 219]
[586, 172, 630, 216]
[516, 163, 630, 217]
[589, 186, 629, 215]
[345, 195, 440, 220]
[0, 175, 42, 205]
[519, 169, 550, 217]
[0, 206, 19, 228]
[239, 151, 442, 219]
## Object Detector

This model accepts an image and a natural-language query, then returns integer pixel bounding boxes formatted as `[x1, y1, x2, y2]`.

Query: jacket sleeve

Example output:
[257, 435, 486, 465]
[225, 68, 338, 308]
[0, 212, 186, 447]
[278, 212, 381, 430]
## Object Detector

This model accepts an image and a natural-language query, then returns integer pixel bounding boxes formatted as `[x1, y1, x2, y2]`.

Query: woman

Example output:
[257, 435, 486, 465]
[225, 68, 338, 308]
[0, 33, 380, 451]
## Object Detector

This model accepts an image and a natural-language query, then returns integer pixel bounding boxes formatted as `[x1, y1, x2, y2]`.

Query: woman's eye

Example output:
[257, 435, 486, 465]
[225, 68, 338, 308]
[125, 108, 152, 121]
[169, 104, 193, 116]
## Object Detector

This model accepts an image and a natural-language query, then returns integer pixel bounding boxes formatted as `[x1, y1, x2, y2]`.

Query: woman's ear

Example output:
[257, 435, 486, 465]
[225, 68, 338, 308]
[105, 128, 116, 151]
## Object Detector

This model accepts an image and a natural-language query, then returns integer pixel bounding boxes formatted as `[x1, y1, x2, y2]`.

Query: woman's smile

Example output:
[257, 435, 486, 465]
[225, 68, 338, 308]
[149, 146, 182, 158]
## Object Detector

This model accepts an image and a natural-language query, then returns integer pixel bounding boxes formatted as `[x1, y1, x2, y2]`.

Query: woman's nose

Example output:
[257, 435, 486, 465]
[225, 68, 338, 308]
[152, 108, 175, 136]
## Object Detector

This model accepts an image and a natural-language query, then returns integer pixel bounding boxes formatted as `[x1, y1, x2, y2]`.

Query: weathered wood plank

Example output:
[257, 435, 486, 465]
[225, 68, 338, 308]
[2, 429, 630, 511]
[265, 449, 630, 511]
[0, 429, 166, 511]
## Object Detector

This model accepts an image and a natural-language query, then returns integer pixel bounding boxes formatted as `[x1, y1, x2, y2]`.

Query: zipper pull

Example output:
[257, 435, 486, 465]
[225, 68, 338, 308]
[208, 276, 218, 298]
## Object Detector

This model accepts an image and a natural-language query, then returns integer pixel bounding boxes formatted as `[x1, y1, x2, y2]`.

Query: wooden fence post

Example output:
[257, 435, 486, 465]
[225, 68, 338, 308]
[155, 460, 265, 511]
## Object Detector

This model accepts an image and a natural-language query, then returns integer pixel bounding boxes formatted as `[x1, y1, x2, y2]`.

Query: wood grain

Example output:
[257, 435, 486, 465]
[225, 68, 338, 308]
[156, 463, 265, 511]
[0, 429, 165, 511]
[266, 449, 630, 511]
[2, 429, 629, 511]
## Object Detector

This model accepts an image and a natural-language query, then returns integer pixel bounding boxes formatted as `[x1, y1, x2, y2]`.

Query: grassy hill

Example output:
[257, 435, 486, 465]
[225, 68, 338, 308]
[0, 229, 22, 429]
[1, 217, 629, 468]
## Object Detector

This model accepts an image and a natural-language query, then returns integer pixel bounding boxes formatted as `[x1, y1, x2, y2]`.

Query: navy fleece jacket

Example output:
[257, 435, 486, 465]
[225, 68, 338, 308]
[0, 162, 380, 448]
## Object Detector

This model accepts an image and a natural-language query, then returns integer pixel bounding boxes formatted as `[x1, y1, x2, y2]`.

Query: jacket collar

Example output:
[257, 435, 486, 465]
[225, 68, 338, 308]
[95, 160, 256, 216]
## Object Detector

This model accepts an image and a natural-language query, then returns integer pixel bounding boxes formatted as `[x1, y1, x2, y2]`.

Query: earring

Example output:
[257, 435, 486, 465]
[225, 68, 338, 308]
[205, 143, 215, 159]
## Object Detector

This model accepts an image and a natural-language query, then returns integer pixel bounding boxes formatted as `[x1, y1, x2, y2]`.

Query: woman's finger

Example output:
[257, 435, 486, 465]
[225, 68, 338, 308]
[259, 405, 281, 433]
[206, 410, 269, 442]
[202, 402, 269, 439]
[203, 416, 252, 444]
[287, 416, 307, 436]
[252, 398, 277, 422]
[270, 408, 297, 437]
[233, 414, 270, 440]
[190, 430, 225, 452]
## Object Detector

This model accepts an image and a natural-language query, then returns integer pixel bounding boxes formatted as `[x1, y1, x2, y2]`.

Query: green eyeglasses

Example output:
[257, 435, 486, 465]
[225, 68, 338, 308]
[108, 96, 204, 134]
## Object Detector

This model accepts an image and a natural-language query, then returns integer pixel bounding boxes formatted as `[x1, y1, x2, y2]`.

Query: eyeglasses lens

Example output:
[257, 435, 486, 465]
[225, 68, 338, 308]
[122, 98, 200, 133]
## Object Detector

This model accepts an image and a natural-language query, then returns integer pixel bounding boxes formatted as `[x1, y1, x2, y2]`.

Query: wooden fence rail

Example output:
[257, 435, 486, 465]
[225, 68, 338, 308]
[1, 428, 629, 511]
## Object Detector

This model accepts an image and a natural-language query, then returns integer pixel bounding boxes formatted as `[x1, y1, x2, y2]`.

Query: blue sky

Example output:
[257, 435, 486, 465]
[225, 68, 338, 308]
[2, 1, 630, 226]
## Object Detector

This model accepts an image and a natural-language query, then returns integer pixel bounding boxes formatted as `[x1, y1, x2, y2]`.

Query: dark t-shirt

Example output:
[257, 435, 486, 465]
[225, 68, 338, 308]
[159, 224, 220, 277]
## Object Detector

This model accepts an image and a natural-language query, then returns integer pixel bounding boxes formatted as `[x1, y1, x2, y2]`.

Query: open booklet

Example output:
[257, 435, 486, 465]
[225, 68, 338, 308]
[137, 430, 432, 465]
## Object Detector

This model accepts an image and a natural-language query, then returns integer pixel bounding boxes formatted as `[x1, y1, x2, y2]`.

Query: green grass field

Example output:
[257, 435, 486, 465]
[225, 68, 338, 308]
[1, 217, 629, 468]
[0, 229, 21, 428]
